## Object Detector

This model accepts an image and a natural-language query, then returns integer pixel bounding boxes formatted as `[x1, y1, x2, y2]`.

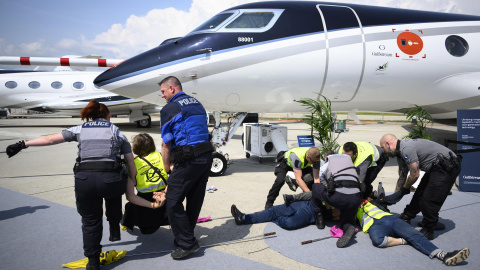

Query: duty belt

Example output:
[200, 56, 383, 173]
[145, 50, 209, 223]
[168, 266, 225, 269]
[75, 161, 123, 172]
[171, 142, 214, 163]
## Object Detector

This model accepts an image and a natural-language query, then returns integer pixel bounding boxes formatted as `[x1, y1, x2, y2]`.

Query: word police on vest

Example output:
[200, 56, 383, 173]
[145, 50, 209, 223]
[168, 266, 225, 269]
[83, 121, 111, 127]
[178, 97, 199, 106]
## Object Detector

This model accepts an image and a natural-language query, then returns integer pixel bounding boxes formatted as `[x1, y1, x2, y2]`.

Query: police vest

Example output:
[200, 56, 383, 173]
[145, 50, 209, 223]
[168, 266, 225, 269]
[324, 154, 359, 194]
[170, 92, 209, 148]
[134, 152, 168, 193]
[340, 142, 379, 167]
[284, 147, 311, 169]
[357, 202, 392, 232]
[79, 119, 116, 161]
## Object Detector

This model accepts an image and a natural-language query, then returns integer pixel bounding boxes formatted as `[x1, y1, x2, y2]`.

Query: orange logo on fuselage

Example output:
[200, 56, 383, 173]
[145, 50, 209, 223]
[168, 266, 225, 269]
[397, 32, 423, 55]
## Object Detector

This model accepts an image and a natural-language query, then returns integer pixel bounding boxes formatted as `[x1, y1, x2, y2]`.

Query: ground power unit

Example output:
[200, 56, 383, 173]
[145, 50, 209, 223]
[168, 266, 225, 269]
[243, 123, 288, 163]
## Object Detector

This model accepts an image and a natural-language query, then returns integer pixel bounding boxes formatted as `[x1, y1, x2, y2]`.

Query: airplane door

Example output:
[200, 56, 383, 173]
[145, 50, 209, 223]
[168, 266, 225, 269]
[316, 5, 365, 101]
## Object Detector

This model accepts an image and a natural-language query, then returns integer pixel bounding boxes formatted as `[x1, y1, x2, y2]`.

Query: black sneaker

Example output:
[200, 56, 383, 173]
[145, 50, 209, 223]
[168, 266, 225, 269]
[443, 248, 470, 266]
[336, 226, 356, 248]
[231, 204, 244, 225]
[285, 175, 298, 192]
[418, 219, 446, 230]
[171, 242, 201, 260]
[398, 213, 412, 225]
[265, 201, 273, 210]
[283, 194, 294, 205]
[419, 227, 434, 240]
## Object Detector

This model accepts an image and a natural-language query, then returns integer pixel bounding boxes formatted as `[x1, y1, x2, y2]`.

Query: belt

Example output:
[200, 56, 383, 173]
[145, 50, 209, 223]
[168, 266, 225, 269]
[171, 142, 214, 163]
[76, 161, 123, 172]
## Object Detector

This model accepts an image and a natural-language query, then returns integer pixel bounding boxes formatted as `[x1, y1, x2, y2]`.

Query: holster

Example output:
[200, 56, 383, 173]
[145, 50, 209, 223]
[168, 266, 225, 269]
[170, 142, 214, 163]
[435, 152, 461, 174]
[326, 176, 336, 196]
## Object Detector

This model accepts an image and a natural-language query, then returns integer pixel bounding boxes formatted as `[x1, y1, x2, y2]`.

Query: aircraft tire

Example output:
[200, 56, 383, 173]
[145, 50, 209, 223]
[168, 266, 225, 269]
[136, 114, 151, 128]
[210, 152, 227, 177]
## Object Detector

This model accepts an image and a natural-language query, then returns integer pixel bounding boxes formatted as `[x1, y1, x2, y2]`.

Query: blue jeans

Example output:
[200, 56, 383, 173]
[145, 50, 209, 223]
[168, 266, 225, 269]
[244, 201, 315, 230]
[368, 215, 440, 258]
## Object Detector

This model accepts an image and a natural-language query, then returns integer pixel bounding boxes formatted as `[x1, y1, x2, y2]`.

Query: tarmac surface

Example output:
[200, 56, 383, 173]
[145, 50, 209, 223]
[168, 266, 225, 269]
[0, 115, 467, 269]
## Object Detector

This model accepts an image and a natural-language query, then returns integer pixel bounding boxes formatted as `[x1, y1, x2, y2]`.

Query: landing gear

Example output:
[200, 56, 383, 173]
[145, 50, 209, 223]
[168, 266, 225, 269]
[210, 152, 228, 177]
[136, 114, 151, 128]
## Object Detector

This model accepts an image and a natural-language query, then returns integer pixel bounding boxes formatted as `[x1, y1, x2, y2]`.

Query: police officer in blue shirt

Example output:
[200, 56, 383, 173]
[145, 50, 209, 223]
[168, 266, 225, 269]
[159, 76, 214, 260]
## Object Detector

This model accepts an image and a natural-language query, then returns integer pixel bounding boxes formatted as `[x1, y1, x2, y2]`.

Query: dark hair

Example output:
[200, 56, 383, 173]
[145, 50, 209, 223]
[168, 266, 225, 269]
[158, 76, 182, 90]
[80, 100, 110, 121]
[323, 150, 335, 158]
[343, 142, 358, 155]
[132, 133, 156, 157]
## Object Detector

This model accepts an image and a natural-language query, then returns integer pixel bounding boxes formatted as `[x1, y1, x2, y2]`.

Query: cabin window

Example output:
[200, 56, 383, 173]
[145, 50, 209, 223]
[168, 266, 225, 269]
[73, 82, 84, 89]
[445, 35, 469, 57]
[5, 81, 17, 89]
[51, 81, 63, 89]
[28, 81, 40, 89]
[225, 12, 274, 29]
[192, 12, 236, 32]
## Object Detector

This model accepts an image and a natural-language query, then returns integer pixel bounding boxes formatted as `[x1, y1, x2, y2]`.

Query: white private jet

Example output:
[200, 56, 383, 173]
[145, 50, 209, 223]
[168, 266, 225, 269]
[0, 55, 161, 127]
[94, 1, 480, 174]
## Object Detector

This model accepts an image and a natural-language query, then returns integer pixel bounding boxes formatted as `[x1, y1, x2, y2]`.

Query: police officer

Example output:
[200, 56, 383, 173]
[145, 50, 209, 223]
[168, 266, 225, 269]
[340, 141, 388, 198]
[265, 147, 321, 209]
[159, 76, 214, 260]
[380, 133, 462, 240]
[311, 154, 361, 248]
[6, 100, 136, 270]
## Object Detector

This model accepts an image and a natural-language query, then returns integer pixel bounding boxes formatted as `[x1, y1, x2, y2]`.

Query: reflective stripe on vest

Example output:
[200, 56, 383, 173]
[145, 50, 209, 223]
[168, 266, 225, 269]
[284, 147, 311, 169]
[340, 142, 377, 167]
[357, 202, 392, 232]
[135, 152, 168, 193]
[79, 119, 113, 160]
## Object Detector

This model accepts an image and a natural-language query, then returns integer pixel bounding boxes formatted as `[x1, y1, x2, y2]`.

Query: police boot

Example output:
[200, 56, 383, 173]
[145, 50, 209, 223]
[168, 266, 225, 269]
[109, 222, 121, 242]
[86, 255, 100, 270]
[315, 212, 325, 230]
[419, 227, 434, 240]
[398, 213, 412, 225]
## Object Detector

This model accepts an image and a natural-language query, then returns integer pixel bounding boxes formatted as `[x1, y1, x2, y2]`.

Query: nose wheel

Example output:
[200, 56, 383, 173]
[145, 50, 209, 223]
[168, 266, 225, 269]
[210, 152, 227, 176]
[136, 114, 151, 128]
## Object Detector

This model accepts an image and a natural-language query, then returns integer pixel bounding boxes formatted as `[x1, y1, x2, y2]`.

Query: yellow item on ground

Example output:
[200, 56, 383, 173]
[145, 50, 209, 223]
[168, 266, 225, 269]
[61, 250, 127, 269]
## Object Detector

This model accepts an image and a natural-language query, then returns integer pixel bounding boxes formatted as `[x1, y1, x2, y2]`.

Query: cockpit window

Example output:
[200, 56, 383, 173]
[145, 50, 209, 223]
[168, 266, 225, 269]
[225, 12, 274, 29]
[445, 35, 468, 57]
[187, 9, 283, 35]
[191, 12, 235, 32]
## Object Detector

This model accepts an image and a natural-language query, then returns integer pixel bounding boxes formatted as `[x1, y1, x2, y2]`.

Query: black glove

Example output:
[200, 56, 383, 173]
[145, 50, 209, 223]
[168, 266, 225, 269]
[6, 140, 28, 158]
[400, 186, 411, 195]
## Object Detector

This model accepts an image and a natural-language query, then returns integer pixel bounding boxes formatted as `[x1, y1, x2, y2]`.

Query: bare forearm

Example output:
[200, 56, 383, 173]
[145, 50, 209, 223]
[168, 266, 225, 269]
[25, 133, 65, 147]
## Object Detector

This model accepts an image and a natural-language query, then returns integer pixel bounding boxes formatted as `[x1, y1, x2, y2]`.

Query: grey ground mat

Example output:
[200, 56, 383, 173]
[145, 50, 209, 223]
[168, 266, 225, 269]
[265, 190, 480, 269]
[0, 187, 277, 270]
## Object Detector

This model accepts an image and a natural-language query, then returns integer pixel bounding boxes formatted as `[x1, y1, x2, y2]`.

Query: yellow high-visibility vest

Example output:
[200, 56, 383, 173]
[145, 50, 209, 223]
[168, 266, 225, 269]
[284, 147, 311, 169]
[134, 152, 167, 193]
[357, 202, 392, 232]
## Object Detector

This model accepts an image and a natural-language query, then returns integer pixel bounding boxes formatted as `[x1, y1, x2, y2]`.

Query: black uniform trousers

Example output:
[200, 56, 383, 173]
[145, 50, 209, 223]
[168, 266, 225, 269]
[74, 171, 125, 257]
[311, 183, 361, 230]
[166, 152, 213, 249]
[266, 161, 314, 204]
[402, 163, 461, 232]
[364, 153, 389, 198]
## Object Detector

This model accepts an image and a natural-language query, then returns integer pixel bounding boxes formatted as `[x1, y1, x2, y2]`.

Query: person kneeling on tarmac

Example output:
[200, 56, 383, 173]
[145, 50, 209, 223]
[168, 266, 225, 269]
[311, 154, 362, 248]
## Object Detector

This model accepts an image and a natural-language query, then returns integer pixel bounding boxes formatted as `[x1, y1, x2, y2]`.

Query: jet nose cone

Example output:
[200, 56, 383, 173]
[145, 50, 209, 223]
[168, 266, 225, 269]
[94, 48, 160, 88]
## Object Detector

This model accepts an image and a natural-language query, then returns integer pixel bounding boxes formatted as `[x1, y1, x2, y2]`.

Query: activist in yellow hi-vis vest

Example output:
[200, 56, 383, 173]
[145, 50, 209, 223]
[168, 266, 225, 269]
[122, 133, 169, 235]
[134, 151, 168, 193]
[357, 201, 392, 233]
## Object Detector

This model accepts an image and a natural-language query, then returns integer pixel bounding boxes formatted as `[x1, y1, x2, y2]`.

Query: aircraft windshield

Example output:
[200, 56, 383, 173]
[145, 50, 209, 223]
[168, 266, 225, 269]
[192, 13, 235, 32]
[225, 12, 274, 29]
